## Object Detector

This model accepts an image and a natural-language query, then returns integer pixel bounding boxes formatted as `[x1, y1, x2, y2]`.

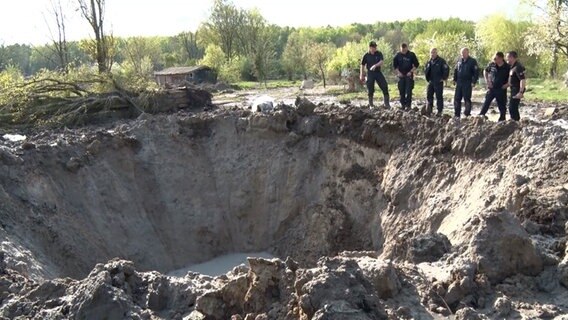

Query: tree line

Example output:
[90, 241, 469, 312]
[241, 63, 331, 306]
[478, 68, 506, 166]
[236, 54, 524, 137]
[1, 0, 567, 87]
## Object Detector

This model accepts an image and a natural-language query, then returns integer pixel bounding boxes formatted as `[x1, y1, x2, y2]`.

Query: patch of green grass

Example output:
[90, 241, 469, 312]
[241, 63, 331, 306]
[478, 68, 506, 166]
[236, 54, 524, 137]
[523, 78, 568, 102]
[232, 80, 298, 90]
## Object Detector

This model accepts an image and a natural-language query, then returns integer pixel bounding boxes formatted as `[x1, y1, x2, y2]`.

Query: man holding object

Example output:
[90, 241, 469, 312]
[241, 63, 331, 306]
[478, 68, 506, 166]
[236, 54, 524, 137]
[360, 41, 390, 108]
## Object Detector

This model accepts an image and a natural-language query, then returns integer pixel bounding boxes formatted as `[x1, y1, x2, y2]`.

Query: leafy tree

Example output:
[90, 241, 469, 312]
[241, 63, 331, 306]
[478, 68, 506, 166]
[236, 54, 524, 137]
[176, 31, 204, 63]
[308, 42, 336, 88]
[412, 32, 478, 68]
[77, 0, 113, 73]
[202, 0, 245, 61]
[121, 37, 162, 74]
[199, 44, 226, 71]
[328, 38, 394, 74]
[525, 0, 568, 77]
[282, 31, 312, 79]
[246, 15, 277, 84]
[476, 15, 528, 65]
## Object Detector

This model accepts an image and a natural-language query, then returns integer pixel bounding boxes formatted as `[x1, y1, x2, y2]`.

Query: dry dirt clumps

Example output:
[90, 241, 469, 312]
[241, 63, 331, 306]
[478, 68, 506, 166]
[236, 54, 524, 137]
[0, 99, 567, 319]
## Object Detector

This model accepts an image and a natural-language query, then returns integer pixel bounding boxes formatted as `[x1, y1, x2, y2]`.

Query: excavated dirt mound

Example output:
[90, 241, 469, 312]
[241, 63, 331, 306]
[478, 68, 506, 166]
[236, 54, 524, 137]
[0, 102, 567, 319]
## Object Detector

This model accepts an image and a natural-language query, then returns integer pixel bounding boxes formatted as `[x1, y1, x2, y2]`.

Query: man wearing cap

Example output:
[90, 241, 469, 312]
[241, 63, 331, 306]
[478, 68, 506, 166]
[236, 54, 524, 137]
[393, 43, 420, 110]
[424, 48, 450, 116]
[360, 41, 390, 108]
[453, 47, 479, 119]
[479, 52, 510, 121]
[506, 51, 527, 121]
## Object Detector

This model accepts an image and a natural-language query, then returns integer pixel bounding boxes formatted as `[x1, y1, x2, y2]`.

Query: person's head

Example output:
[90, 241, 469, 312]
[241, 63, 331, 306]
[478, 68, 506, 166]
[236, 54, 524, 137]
[460, 47, 470, 59]
[369, 41, 377, 53]
[430, 48, 438, 59]
[400, 43, 409, 54]
[506, 51, 518, 64]
[493, 52, 505, 66]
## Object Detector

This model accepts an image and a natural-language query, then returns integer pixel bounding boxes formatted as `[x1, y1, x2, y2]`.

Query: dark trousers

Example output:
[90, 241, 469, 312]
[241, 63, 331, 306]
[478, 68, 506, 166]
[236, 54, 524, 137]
[509, 87, 521, 121]
[480, 88, 507, 121]
[398, 76, 414, 108]
[427, 81, 444, 114]
[454, 82, 473, 118]
[366, 71, 390, 105]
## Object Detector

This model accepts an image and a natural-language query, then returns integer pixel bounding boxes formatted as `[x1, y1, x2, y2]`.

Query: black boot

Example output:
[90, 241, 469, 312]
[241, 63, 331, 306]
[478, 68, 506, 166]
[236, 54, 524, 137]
[384, 96, 390, 109]
[427, 104, 433, 116]
[464, 102, 472, 116]
[368, 96, 374, 107]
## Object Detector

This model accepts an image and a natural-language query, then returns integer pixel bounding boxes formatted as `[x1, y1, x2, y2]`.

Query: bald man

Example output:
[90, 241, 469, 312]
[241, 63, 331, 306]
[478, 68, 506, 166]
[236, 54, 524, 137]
[453, 48, 479, 119]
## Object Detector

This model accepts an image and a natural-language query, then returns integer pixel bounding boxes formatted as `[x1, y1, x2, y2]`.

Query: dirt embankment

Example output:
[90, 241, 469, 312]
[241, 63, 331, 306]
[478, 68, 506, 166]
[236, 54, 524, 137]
[0, 100, 567, 319]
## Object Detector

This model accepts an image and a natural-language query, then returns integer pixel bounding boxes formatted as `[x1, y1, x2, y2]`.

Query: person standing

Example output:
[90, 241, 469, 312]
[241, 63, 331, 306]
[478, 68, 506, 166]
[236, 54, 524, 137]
[393, 43, 420, 110]
[424, 48, 450, 116]
[360, 41, 390, 108]
[479, 52, 510, 121]
[506, 51, 527, 121]
[453, 48, 479, 119]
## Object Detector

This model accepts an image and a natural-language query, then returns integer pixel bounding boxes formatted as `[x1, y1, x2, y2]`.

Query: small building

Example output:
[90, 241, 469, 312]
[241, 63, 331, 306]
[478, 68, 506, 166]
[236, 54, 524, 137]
[154, 66, 217, 87]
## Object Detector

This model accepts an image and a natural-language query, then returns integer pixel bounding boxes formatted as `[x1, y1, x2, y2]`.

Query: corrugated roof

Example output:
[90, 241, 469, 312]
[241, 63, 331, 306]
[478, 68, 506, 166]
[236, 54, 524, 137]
[154, 65, 211, 76]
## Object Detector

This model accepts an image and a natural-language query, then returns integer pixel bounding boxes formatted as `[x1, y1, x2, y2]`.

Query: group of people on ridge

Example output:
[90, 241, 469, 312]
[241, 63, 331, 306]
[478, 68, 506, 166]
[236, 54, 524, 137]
[360, 41, 527, 121]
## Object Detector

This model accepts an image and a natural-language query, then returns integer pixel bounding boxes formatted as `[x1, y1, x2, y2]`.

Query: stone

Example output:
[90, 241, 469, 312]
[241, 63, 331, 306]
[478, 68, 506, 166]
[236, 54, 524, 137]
[252, 95, 275, 113]
[300, 79, 314, 90]
[295, 96, 317, 117]
[87, 140, 102, 155]
[357, 259, 401, 299]
[559, 260, 568, 289]
[537, 268, 559, 293]
[407, 233, 452, 263]
[468, 211, 543, 284]
[21, 142, 36, 150]
[65, 157, 82, 173]
[493, 297, 512, 317]
[454, 307, 488, 320]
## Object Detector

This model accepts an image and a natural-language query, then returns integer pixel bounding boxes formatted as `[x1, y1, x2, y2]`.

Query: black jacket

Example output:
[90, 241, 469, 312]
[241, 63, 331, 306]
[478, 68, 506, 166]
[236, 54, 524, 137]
[425, 57, 450, 83]
[453, 57, 479, 84]
[485, 62, 510, 89]
[509, 62, 526, 88]
[393, 51, 419, 74]
[361, 51, 384, 72]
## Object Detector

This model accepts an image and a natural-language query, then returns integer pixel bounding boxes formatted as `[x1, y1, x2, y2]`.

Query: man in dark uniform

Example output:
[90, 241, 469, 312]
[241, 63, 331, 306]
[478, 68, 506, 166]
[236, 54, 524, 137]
[393, 43, 420, 110]
[453, 48, 479, 119]
[360, 41, 390, 108]
[424, 48, 450, 116]
[479, 52, 510, 121]
[506, 51, 527, 121]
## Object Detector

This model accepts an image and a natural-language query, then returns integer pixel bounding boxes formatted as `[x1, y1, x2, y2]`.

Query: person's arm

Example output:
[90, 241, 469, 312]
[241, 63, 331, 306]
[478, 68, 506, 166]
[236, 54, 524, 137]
[484, 64, 492, 88]
[370, 52, 384, 71]
[409, 53, 419, 75]
[393, 54, 403, 77]
[442, 59, 450, 81]
[452, 62, 458, 84]
[360, 55, 366, 81]
[514, 66, 527, 99]
[424, 61, 431, 82]
[472, 60, 480, 86]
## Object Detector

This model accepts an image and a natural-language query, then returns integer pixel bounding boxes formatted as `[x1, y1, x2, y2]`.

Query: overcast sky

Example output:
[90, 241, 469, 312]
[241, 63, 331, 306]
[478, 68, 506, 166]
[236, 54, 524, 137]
[0, 0, 524, 45]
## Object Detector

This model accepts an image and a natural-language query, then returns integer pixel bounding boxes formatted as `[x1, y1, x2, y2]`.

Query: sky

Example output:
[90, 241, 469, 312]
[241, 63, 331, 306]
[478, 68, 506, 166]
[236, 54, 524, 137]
[0, 0, 524, 45]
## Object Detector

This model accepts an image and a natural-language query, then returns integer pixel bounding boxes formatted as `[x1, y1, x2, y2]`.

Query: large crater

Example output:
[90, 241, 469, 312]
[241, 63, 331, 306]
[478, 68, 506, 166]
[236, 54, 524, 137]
[0, 106, 566, 282]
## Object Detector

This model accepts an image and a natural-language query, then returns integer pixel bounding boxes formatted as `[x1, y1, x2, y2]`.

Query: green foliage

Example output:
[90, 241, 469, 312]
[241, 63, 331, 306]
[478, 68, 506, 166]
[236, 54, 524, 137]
[476, 15, 528, 65]
[328, 38, 393, 73]
[199, 44, 226, 71]
[282, 31, 312, 79]
[309, 42, 336, 87]
[113, 56, 158, 92]
[413, 32, 478, 68]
